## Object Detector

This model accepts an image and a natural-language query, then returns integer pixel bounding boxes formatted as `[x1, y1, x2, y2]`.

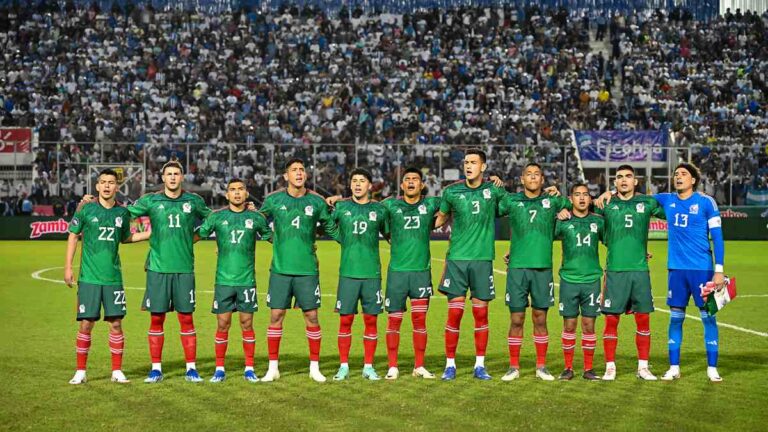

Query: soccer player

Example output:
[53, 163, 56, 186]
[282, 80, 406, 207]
[197, 178, 272, 383]
[655, 164, 725, 382]
[258, 158, 339, 383]
[497, 162, 572, 381]
[330, 168, 389, 381]
[436, 149, 506, 380]
[64, 169, 150, 385]
[593, 165, 664, 381]
[553, 183, 603, 381]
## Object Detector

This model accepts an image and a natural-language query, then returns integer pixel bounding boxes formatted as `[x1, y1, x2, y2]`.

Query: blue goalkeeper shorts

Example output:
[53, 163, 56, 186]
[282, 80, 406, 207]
[667, 269, 714, 309]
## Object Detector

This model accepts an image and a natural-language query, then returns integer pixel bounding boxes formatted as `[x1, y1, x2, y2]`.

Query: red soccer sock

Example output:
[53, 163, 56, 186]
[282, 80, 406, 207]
[386, 312, 403, 368]
[363, 314, 378, 365]
[108, 331, 124, 371]
[148, 313, 166, 364]
[214, 330, 229, 368]
[562, 331, 576, 370]
[534, 333, 549, 368]
[178, 313, 197, 363]
[582, 332, 597, 371]
[445, 299, 465, 359]
[76, 330, 92, 370]
[306, 325, 322, 362]
[242, 330, 255, 367]
[635, 313, 651, 362]
[472, 303, 489, 357]
[338, 314, 355, 364]
[411, 299, 429, 368]
[267, 325, 283, 361]
[507, 335, 522, 368]
[603, 314, 620, 363]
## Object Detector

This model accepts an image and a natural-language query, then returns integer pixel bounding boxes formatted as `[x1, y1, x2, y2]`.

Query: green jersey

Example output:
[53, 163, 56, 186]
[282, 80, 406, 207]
[259, 189, 339, 276]
[198, 209, 271, 286]
[333, 199, 389, 278]
[499, 193, 572, 269]
[596, 194, 663, 271]
[381, 196, 441, 272]
[128, 191, 211, 273]
[439, 181, 506, 261]
[69, 202, 132, 285]
[555, 213, 605, 283]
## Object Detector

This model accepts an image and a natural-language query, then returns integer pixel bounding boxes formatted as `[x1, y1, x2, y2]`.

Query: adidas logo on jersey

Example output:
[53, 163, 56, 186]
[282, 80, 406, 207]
[517, 202, 524, 207]
[158, 204, 164, 209]
[91, 217, 99, 222]
[280, 205, 287, 211]
[611, 205, 619, 210]
[670, 203, 676, 208]
[222, 221, 229, 225]
[568, 225, 575, 229]
[396, 209, 403, 214]
[344, 211, 352, 216]
[459, 195, 466, 200]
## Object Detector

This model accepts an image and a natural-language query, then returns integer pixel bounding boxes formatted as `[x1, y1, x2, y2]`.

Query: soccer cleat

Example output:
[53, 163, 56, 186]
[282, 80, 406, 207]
[473, 366, 492, 380]
[707, 368, 723, 383]
[602, 366, 616, 381]
[261, 368, 280, 382]
[243, 370, 259, 383]
[412, 367, 435, 379]
[111, 370, 130, 384]
[536, 367, 555, 381]
[144, 369, 164, 384]
[209, 370, 226, 383]
[558, 368, 575, 381]
[333, 365, 350, 381]
[501, 368, 520, 382]
[309, 368, 327, 383]
[441, 366, 456, 381]
[185, 369, 204, 383]
[362, 366, 381, 381]
[582, 370, 601, 381]
[661, 368, 681, 381]
[69, 371, 87, 385]
[385, 367, 399, 380]
[636, 367, 658, 381]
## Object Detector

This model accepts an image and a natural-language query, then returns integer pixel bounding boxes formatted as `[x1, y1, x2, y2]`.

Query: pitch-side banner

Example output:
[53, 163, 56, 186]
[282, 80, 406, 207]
[574, 131, 667, 163]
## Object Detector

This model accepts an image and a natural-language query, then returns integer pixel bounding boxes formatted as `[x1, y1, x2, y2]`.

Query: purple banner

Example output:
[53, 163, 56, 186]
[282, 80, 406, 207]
[574, 131, 668, 162]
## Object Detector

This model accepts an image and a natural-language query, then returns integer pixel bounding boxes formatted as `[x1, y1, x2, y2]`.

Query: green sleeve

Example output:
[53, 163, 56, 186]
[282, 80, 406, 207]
[68, 208, 84, 235]
[320, 202, 339, 241]
[558, 196, 573, 211]
[497, 194, 510, 217]
[598, 218, 606, 244]
[195, 195, 212, 219]
[120, 210, 132, 242]
[128, 194, 150, 217]
[257, 214, 272, 241]
[259, 196, 273, 218]
[380, 206, 390, 235]
[593, 205, 605, 216]
[198, 213, 215, 238]
[554, 220, 562, 240]
[438, 193, 451, 214]
[650, 198, 665, 218]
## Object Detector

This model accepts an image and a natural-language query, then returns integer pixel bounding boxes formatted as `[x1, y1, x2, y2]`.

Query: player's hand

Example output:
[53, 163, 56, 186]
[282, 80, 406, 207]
[713, 272, 725, 290]
[80, 194, 96, 204]
[557, 209, 571, 220]
[489, 175, 504, 187]
[594, 191, 614, 209]
[544, 186, 561, 196]
[246, 201, 257, 211]
[503, 252, 510, 265]
[64, 267, 75, 288]
[325, 195, 342, 207]
[646, 252, 653, 260]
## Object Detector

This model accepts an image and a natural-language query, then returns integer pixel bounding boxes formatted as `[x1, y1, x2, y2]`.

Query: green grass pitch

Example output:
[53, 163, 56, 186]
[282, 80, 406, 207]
[0, 240, 766, 431]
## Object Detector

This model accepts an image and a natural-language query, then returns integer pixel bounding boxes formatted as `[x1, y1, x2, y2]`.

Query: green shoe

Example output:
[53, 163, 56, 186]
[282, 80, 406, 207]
[333, 365, 349, 381]
[362, 366, 381, 381]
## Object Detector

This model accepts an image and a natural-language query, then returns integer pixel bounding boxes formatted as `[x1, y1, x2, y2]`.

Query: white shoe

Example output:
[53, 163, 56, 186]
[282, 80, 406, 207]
[501, 368, 520, 381]
[69, 370, 87, 385]
[111, 370, 130, 384]
[602, 366, 616, 381]
[385, 367, 399, 380]
[707, 368, 723, 383]
[535, 367, 555, 381]
[636, 367, 658, 381]
[411, 367, 435, 379]
[261, 368, 280, 382]
[309, 368, 326, 383]
[661, 367, 681, 381]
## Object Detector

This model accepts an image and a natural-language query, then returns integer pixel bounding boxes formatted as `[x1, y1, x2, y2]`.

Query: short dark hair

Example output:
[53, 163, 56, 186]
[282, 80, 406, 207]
[616, 164, 635, 174]
[569, 182, 589, 195]
[465, 148, 486, 163]
[162, 158, 184, 174]
[523, 162, 543, 172]
[675, 163, 701, 189]
[349, 167, 372, 183]
[98, 168, 119, 181]
[227, 178, 246, 188]
[403, 167, 423, 181]
[284, 158, 305, 172]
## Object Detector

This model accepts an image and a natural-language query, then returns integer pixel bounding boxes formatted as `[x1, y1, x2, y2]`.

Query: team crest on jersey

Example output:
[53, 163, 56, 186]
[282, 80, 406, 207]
[542, 198, 551, 209]
[443, 279, 451, 288]
[183, 202, 192, 213]
[590, 223, 598, 233]
[636, 203, 645, 213]
[369, 211, 377, 221]
[304, 205, 314, 216]
[115, 217, 123, 228]
[418, 204, 427, 214]
[245, 219, 253, 229]
[689, 204, 699, 214]
[483, 188, 491, 199]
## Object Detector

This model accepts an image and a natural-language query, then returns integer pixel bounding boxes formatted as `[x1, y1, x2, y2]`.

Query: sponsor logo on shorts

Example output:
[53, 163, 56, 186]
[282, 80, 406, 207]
[559, 303, 564, 311]
[213, 301, 218, 309]
[604, 299, 611, 308]
[443, 279, 451, 288]
[79, 304, 85, 313]
[336, 300, 341, 309]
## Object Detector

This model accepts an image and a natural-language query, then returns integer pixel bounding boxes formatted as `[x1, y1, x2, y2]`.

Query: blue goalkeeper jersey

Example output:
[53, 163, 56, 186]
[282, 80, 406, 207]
[654, 192, 723, 271]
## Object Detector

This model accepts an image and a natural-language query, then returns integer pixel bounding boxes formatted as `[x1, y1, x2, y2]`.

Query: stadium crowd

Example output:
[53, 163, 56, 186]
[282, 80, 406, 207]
[0, 3, 766, 213]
